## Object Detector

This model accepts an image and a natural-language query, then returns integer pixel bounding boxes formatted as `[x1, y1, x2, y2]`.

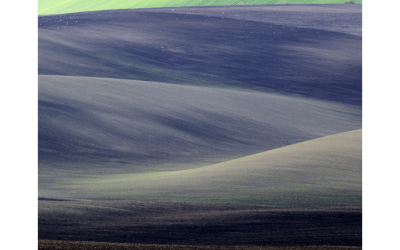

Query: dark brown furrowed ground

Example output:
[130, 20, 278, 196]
[39, 239, 362, 250]
[39, 200, 361, 247]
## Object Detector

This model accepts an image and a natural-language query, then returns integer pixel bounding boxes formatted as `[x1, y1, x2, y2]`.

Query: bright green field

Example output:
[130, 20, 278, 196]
[38, 0, 362, 15]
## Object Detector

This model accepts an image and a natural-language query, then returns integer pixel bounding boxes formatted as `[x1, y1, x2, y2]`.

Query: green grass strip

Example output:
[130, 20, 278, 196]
[39, 0, 362, 15]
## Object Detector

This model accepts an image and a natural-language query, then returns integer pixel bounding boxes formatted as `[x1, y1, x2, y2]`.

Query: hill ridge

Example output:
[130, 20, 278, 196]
[47, 129, 361, 207]
[39, 1, 362, 15]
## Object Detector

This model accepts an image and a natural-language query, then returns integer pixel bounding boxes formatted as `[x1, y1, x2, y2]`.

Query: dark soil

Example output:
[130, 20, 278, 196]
[39, 240, 362, 250]
[39, 200, 361, 246]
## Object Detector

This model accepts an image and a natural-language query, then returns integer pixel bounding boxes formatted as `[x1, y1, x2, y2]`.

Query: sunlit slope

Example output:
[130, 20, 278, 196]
[54, 130, 362, 207]
[39, 0, 362, 15]
[38, 8, 362, 105]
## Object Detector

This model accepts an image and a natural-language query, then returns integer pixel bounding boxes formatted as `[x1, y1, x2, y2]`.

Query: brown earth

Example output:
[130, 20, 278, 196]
[39, 200, 361, 247]
[39, 240, 362, 250]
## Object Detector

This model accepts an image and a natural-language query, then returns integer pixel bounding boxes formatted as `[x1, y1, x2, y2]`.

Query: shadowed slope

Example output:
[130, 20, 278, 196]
[44, 130, 361, 207]
[150, 4, 362, 36]
[39, 75, 361, 172]
[38, 7, 362, 105]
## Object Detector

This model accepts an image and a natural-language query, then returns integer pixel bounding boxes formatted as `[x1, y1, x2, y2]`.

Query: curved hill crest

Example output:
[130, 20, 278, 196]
[45, 130, 362, 207]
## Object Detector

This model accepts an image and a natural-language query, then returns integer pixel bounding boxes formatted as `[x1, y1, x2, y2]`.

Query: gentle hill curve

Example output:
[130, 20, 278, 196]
[39, 75, 361, 170]
[45, 129, 361, 207]
[38, 7, 362, 105]
[149, 4, 362, 36]
[38, 0, 362, 15]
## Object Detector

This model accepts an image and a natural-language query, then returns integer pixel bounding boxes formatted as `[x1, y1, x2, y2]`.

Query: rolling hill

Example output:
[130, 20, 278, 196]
[38, 6, 362, 105]
[38, 0, 362, 15]
[38, 4, 362, 246]
[149, 4, 362, 36]
[42, 129, 361, 207]
[38, 4, 362, 207]
[39, 74, 361, 169]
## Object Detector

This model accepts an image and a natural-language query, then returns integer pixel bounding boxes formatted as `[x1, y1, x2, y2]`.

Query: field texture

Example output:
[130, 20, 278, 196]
[39, 5, 362, 105]
[39, 240, 362, 250]
[39, 3, 361, 204]
[39, 75, 361, 173]
[39, 200, 361, 246]
[38, 0, 362, 15]
[41, 130, 361, 206]
[38, 4, 362, 247]
[149, 4, 362, 36]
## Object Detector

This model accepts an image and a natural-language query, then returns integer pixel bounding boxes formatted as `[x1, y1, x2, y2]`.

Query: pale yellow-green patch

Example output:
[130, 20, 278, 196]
[55, 130, 361, 207]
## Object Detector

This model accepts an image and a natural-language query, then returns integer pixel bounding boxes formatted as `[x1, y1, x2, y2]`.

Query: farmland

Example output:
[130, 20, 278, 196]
[41, 129, 361, 207]
[39, 0, 362, 15]
[38, 3, 362, 248]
